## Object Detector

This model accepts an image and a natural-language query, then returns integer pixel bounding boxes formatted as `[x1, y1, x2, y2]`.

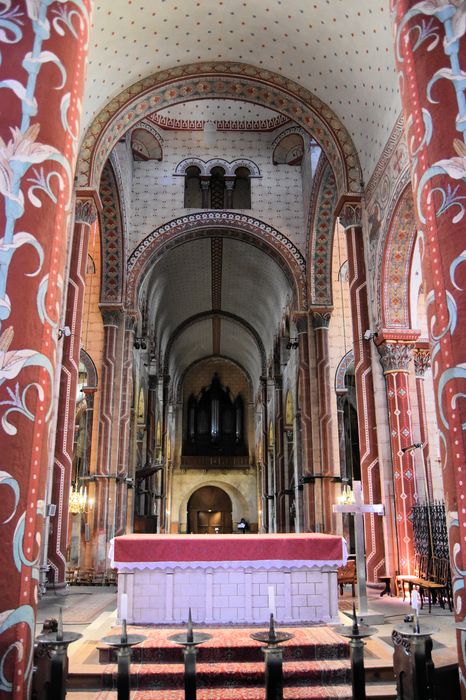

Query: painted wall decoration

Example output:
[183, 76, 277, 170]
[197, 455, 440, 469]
[75, 62, 362, 197]
[308, 162, 338, 306]
[380, 188, 418, 329]
[391, 0, 466, 687]
[0, 1, 92, 697]
[126, 213, 308, 311]
[99, 161, 125, 303]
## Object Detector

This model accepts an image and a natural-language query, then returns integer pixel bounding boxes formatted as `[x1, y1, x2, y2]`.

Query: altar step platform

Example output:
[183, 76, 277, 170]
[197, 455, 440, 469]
[90, 624, 353, 699]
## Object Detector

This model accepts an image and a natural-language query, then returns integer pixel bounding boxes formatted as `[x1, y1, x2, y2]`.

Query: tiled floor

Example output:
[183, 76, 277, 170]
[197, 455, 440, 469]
[36, 582, 458, 698]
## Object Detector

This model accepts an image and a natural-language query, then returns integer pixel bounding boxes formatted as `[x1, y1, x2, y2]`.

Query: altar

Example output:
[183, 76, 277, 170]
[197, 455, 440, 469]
[110, 533, 346, 625]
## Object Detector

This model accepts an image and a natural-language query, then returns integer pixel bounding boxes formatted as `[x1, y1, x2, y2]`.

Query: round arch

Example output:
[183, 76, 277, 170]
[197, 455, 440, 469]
[175, 354, 253, 404]
[76, 62, 362, 196]
[128, 213, 307, 310]
[164, 311, 267, 376]
[380, 186, 417, 329]
[178, 479, 250, 531]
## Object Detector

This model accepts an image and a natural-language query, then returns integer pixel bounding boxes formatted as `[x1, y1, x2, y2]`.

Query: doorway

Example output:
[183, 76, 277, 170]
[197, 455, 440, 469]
[187, 485, 233, 534]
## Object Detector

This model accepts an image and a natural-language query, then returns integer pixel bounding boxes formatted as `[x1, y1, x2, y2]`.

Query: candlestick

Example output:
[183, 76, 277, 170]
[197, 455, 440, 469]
[57, 607, 63, 642]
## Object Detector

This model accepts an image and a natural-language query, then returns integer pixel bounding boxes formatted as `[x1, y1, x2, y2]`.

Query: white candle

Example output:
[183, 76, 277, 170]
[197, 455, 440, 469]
[411, 590, 420, 613]
[120, 592, 128, 621]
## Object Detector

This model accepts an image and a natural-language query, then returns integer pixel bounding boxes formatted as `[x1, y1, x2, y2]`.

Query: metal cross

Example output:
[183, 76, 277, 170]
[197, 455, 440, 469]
[333, 481, 384, 616]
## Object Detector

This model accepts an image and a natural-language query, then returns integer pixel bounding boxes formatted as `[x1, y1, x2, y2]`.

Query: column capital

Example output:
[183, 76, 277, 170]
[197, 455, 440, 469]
[224, 177, 235, 190]
[335, 194, 363, 230]
[377, 342, 414, 373]
[75, 188, 102, 224]
[310, 308, 332, 330]
[413, 346, 431, 378]
[200, 177, 211, 190]
[99, 303, 124, 326]
[292, 312, 308, 334]
[125, 312, 138, 333]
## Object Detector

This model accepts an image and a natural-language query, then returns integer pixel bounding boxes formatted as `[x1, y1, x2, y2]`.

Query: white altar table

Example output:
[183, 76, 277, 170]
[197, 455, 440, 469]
[109, 533, 346, 625]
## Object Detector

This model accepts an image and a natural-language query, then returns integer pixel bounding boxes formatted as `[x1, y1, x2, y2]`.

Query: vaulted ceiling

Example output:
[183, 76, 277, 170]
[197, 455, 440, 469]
[85, 2, 400, 180]
[144, 236, 292, 388]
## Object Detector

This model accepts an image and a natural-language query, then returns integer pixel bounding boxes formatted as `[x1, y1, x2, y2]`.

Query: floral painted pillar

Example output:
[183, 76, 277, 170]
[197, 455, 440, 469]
[311, 310, 335, 532]
[376, 332, 419, 574]
[293, 313, 315, 531]
[48, 193, 99, 587]
[391, 1, 466, 684]
[0, 3, 93, 697]
[413, 343, 433, 501]
[337, 197, 386, 582]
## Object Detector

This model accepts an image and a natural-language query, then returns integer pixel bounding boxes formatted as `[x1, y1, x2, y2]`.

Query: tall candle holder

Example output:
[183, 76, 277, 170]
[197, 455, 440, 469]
[35, 608, 82, 700]
[101, 619, 147, 700]
[169, 609, 212, 700]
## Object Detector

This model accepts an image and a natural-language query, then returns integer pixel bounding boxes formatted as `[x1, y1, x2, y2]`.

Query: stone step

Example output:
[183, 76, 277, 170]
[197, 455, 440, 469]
[95, 686, 353, 699]
[98, 625, 349, 665]
[100, 658, 351, 689]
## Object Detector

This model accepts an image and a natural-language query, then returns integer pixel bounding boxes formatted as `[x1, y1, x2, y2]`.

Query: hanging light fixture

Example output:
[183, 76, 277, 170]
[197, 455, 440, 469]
[203, 120, 217, 146]
[69, 483, 89, 514]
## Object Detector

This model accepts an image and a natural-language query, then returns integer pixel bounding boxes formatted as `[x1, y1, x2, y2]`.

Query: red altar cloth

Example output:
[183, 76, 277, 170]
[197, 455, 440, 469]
[111, 533, 344, 566]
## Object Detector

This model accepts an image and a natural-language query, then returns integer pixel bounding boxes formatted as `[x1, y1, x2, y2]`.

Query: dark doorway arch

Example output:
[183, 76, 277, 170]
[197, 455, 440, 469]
[187, 485, 233, 534]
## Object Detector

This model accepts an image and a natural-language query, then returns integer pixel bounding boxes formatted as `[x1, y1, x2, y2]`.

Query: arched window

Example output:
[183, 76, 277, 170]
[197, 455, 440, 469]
[210, 167, 226, 209]
[232, 166, 251, 208]
[184, 166, 202, 208]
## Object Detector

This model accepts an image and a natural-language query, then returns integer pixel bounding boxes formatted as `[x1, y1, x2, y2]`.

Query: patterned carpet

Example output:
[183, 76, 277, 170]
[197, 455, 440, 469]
[95, 624, 351, 699]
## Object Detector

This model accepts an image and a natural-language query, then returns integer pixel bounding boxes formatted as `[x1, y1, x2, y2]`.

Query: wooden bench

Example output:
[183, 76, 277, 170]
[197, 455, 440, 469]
[396, 554, 452, 612]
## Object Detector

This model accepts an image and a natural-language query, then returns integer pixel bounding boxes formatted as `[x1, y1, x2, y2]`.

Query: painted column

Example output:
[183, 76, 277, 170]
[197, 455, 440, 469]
[224, 177, 235, 208]
[200, 177, 210, 208]
[48, 194, 99, 587]
[413, 344, 433, 502]
[260, 377, 269, 532]
[92, 305, 123, 570]
[377, 333, 418, 574]
[337, 198, 385, 582]
[115, 313, 137, 536]
[311, 310, 335, 532]
[0, 4, 93, 696]
[293, 313, 315, 531]
[391, 2, 466, 679]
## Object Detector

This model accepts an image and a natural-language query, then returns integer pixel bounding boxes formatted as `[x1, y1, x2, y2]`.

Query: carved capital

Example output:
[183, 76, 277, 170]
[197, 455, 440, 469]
[378, 343, 413, 373]
[100, 304, 123, 327]
[75, 197, 98, 225]
[125, 312, 138, 333]
[339, 201, 362, 230]
[293, 313, 308, 334]
[311, 311, 331, 330]
[413, 348, 431, 378]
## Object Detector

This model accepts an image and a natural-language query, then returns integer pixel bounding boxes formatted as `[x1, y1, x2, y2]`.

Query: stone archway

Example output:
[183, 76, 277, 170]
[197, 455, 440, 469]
[187, 485, 233, 534]
[76, 62, 362, 196]
[127, 214, 307, 310]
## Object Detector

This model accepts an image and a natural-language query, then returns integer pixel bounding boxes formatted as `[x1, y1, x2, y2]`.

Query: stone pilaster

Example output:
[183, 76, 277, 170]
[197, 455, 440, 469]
[48, 193, 99, 586]
[377, 331, 419, 574]
[337, 195, 385, 582]
[273, 372, 286, 531]
[293, 313, 315, 531]
[311, 310, 335, 532]
[115, 313, 137, 536]
[93, 305, 124, 570]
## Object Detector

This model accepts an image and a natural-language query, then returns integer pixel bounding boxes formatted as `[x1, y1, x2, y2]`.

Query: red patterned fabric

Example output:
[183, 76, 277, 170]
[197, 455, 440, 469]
[112, 533, 343, 564]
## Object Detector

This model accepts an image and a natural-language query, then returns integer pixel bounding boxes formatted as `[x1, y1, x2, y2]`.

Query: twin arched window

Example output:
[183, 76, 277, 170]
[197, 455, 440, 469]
[184, 165, 252, 209]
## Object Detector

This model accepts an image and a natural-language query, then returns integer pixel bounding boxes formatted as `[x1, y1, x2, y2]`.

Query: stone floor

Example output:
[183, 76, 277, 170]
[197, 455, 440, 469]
[36, 582, 459, 699]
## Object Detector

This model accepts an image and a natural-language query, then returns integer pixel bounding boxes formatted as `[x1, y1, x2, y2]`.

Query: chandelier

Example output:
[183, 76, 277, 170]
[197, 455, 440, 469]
[69, 484, 88, 514]
[336, 484, 355, 506]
